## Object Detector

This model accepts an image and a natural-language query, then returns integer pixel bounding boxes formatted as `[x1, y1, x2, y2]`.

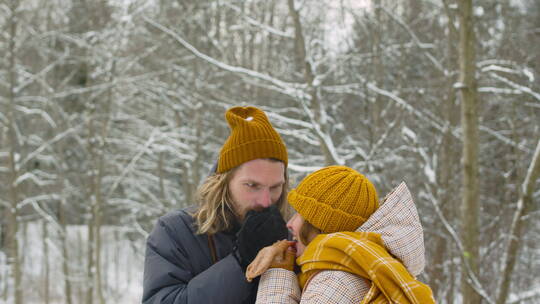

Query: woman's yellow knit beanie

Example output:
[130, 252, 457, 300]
[217, 106, 288, 173]
[288, 166, 379, 233]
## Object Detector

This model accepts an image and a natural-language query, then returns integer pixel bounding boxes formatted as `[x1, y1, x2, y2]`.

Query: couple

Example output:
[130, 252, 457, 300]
[142, 106, 435, 303]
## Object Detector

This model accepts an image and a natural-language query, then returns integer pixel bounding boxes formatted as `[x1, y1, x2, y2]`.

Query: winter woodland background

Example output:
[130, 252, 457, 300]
[1, 0, 539, 303]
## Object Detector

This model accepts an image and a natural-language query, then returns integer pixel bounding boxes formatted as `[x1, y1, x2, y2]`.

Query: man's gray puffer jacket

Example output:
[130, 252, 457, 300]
[142, 208, 257, 304]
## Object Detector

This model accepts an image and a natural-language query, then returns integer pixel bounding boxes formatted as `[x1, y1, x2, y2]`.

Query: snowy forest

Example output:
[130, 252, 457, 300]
[0, 0, 539, 303]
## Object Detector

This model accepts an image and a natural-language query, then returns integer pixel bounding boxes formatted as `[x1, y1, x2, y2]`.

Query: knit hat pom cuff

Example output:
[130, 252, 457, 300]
[289, 189, 367, 233]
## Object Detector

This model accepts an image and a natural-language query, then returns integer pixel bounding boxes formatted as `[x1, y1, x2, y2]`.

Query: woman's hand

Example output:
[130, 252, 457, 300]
[245, 240, 296, 282]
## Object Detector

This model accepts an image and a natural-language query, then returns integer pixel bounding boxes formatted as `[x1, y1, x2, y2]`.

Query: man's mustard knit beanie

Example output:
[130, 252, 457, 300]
[217, 106, 288, 173]
[288, 166, 379, 233]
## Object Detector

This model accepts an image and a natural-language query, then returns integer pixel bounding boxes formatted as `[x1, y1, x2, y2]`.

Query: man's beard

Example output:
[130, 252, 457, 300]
[236, 204, 266, 222]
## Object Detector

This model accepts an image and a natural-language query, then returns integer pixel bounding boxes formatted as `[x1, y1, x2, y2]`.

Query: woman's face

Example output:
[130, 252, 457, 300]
[287, 213, 307, 257]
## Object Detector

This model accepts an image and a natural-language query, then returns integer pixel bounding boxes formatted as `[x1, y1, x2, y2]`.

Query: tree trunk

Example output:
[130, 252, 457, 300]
[86, 202, 95, 304]
[431, 11, 460, 298]
[287, 0, 335, 166]
[77, 229, 84, 303]
[457, 0, 481, 303]
[370, 0, 382, 146]
[6, 0, 23, 303]
[94, 167, 105, 304]
[265, 0, 276, 72]
[2, 254, 7, 302]
[43, 221, 50, 304]
[86, 79, 97, 304]
[103, 228, 109, 299]
[446, 246, 456, 304]
[0, 187, 4, 302]
[115, 229, 120, 292]
[496, 140, 540, 304]
[158, 152, 166, 200]
[91, 60, 116, 304]
[241, 1, 247, 67]
[191, 109, 203, 201]
[59, 199, 73, 304]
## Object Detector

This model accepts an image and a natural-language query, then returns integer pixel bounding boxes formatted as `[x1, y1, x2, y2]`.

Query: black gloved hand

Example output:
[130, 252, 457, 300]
[234, 205, 288, 270]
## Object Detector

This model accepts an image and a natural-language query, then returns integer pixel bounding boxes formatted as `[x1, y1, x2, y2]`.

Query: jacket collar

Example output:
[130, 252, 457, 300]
[356, 182, 426, 276]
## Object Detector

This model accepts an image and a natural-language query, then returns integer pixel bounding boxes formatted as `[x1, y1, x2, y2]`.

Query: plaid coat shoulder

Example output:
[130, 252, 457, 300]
[255, 182, 428, 303]
[256, 268, 370, 304]
[356, 182, 425, 276]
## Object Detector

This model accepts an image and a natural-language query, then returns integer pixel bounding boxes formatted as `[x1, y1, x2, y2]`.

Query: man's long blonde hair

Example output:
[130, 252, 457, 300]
[192, 160, 290, 235]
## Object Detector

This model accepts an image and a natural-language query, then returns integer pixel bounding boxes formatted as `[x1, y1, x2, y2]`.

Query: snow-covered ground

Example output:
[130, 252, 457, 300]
[1, 222, 145, 303]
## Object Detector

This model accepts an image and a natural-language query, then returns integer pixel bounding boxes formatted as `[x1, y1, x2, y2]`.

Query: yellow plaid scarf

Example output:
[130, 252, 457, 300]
[297, 232, 435, 304]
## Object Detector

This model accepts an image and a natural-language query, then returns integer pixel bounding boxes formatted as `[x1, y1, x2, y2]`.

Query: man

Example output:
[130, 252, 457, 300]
[142, 106, 289, 304]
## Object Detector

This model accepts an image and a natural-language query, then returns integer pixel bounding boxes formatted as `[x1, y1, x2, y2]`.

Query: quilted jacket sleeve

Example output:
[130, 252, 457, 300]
[142, 213, 255, 304]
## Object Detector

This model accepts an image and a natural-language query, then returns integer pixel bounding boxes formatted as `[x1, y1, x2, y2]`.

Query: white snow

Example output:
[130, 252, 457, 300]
[0, 222, 144, 303]
[402, 126, 417, 142]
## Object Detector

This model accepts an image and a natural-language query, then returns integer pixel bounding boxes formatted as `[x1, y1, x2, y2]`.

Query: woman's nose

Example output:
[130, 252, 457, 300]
[286, 218, 293, 230]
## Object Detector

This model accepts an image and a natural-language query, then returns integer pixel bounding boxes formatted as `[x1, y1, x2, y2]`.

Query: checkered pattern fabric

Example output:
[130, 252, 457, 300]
[297, 232, 434, 303]
[356, 182, 425, 276]
[256, 269, 300, 303]
[256, 268, 370, 304]
[254, 182, 434, 303]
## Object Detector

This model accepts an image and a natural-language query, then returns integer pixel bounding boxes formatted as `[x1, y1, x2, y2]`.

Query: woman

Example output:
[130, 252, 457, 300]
[246, 166, 435, 303]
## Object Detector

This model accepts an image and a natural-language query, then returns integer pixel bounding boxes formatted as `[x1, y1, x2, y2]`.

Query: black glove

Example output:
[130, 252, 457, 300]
[234, 205, 288, 270]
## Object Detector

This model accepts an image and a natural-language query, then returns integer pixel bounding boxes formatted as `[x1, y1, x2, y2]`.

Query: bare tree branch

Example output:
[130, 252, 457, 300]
[378, 5, 446, 74]
[489, 73, 540, 102]
[143, 17, 308, 99]
[221, 2, 294, 38]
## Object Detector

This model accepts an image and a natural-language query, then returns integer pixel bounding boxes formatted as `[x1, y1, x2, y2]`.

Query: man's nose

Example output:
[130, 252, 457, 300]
[257, 188, 272, 208]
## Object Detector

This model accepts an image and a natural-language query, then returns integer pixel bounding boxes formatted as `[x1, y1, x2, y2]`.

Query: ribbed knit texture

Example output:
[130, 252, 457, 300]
[288, 166, 378, 233]
[217, 106, 288, 173]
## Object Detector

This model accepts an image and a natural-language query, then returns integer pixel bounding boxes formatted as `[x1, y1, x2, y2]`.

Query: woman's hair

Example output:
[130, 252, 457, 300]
[192, 159, 290, 235]
[299, 219, 321, 246]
